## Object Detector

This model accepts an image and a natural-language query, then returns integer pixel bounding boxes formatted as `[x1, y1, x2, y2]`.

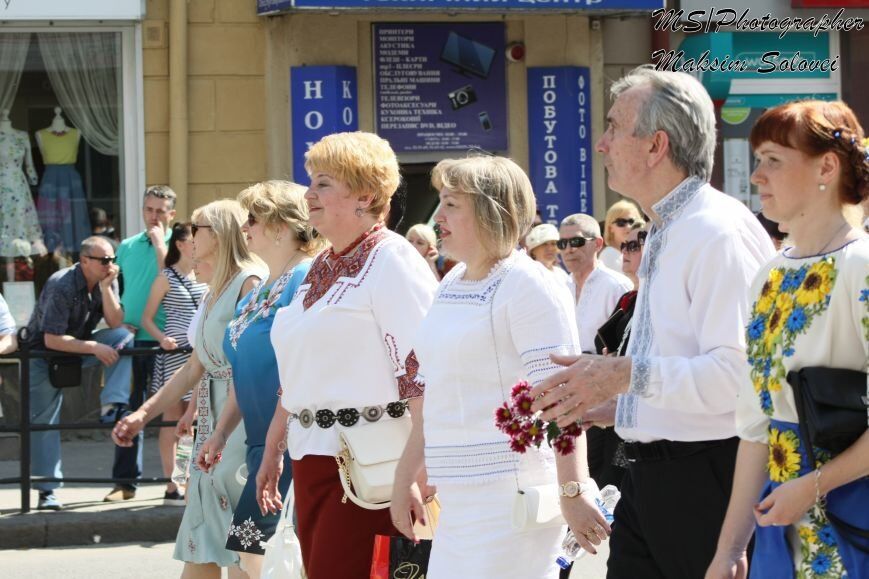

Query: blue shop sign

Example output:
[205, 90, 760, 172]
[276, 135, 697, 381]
[374, 22, 508, 153]
[527, 67, 592, 223]
[259, 0, 664, 13]
[290, 66, 359, 185]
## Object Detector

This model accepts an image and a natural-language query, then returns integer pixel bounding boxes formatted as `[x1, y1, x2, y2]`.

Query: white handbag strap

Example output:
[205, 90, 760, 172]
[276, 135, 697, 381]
[488, 272, 522, 494]
[276, 480, 296, 532]
[336, 454, 392, 510]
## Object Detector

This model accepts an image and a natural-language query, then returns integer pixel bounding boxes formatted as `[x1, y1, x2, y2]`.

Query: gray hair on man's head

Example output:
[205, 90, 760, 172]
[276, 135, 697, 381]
[143, 185, 177, 209]
[80, 236, 112, 256]
[610, 66, 716, 182]
[560, 213, 601, 239]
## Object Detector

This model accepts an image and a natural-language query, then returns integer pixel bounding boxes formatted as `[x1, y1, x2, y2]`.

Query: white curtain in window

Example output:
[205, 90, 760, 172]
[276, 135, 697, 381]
[38, 32, 120, 156]
[0, 34, 31, 113]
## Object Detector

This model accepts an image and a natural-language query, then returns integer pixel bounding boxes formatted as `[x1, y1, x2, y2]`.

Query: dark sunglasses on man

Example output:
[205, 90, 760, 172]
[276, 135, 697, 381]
[556, 236, 595, 250]
[620, 231, 648, 253]
[83, 254, 117, 265]
[614, 217, 636, 227]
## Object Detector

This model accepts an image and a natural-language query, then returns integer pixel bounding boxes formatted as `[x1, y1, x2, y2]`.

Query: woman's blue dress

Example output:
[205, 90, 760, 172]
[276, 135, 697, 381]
[223, 262, 310, 554]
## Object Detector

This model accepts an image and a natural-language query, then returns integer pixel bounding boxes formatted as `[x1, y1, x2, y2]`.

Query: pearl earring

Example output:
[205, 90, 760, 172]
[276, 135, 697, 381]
[819, 184, 827, 191]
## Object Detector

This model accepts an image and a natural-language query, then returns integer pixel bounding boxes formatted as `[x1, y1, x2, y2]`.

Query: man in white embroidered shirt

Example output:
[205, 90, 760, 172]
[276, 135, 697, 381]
[532, 66, 775, 578]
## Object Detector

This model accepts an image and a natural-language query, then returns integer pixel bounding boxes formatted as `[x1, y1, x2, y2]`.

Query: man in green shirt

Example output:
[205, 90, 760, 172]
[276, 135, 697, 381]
[104, 185, 176, 502]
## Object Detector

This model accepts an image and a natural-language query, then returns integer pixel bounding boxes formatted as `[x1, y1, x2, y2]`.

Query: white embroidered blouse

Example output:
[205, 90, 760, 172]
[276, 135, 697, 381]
[271, 230, 438, 459]
[416, 252, 580, 485]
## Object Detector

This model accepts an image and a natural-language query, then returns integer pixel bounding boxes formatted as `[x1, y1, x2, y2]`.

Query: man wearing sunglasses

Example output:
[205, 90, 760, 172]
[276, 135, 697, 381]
[106, 185, 177, 502]
[558, 213, 633, 355]
[531, 68, 775, 578]
[22, 236, 133, 510]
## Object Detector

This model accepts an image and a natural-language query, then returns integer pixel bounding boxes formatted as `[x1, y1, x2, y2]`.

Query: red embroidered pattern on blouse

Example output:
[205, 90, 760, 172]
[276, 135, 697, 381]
[384, 333, 401, 374]
[302, 224, 389, 310]
[398, 350, 424, 399]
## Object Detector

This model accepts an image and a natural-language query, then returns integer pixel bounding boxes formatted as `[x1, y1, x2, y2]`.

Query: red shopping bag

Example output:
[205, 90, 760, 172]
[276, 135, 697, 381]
[370, 535, 432, 579]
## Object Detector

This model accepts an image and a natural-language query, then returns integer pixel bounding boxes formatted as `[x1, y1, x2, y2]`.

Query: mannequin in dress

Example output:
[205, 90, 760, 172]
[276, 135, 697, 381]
[34, 106, 90, 253]
[0, 108, 44, 272]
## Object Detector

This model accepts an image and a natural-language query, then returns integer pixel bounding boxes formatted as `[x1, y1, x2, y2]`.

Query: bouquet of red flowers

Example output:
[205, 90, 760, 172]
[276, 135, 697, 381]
[494, 381, 582, 455]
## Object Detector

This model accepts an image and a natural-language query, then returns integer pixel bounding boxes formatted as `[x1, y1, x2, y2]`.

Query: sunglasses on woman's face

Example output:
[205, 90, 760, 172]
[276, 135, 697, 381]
[191, 224, 212, 236]
[556, 236, 594, 250]
[620, 231, 648, 253]
[614, 217, 636, 227]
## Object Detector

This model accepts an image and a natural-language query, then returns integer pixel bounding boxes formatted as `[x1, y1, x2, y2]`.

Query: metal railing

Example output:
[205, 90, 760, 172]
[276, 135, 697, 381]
[0, 337, 193, 513]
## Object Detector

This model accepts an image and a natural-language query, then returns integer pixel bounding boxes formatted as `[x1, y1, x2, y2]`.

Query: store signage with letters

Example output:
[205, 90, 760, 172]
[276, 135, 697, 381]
[290, 66, 358, 185]
[0, 0, 145, 19]
[259, 0, 663, 13]
[374, 22, 508, 153]
[527, 67, 593, 224]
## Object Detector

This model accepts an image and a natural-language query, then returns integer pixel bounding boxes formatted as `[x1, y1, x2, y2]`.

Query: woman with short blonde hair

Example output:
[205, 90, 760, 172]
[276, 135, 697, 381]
[600, 200, 643, 271]
[258, 132, 438, 578]
[392, 155, 608, 576]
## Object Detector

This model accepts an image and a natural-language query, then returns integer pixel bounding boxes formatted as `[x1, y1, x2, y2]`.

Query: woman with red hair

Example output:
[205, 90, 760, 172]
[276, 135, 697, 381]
[708, 100, 869, 578]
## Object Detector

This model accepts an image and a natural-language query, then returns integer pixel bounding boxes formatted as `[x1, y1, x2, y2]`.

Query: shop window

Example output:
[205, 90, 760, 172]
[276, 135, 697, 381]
[0, 32, 122, 292]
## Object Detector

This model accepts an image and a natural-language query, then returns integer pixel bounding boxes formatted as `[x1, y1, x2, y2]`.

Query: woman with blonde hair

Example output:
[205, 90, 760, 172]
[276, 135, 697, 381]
[708, 100, 869, 578]
[256, 132, 438, 578]
[391, 156, 608, 576]
[599, 200, 643, 271]
[113, 198, 263, 578]
[194, 181, 324, 578]
[406, 223, 442, 279]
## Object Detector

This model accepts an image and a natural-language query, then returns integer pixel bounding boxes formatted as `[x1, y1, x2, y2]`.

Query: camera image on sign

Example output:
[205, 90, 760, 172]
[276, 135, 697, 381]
[448, 84, 477, 110]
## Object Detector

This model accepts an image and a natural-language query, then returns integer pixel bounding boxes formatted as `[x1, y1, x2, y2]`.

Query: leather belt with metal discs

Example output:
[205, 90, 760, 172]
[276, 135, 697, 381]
[291, 400, 408, 429]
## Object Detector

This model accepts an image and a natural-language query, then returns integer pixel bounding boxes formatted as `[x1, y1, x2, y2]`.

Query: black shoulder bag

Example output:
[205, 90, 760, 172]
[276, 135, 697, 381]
[787, 366, 869, 551]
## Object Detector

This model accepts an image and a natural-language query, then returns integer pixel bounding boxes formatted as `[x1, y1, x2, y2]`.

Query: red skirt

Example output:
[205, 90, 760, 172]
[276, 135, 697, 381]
[293, 455, 398, 579]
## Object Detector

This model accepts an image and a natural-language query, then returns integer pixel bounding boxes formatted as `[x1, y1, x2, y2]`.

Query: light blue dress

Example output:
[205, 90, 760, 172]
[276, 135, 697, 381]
[173, 268, 261, 566]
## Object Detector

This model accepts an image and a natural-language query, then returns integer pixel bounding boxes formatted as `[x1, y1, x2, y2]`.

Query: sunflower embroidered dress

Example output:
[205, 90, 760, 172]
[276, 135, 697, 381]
[736, 238, 869, 578]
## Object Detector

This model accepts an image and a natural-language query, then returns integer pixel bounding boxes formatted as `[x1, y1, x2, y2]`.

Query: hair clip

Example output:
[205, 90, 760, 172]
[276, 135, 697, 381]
[833, 130, 842, 139]
[851, 137, 857, 145]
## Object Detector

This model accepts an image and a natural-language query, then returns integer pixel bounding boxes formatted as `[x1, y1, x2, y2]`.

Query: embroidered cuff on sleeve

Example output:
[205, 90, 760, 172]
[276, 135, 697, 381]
[398, 350, 424, 399]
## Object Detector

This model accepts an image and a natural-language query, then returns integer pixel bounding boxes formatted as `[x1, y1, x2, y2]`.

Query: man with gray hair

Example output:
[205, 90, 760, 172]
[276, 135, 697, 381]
[23, 236, 133, 510]
[532, 67, 775, 577]
[558, 213, 632, 353]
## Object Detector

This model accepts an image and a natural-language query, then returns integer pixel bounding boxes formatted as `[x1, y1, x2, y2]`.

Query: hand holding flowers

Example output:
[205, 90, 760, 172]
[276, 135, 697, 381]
[494, 381, 583, 455]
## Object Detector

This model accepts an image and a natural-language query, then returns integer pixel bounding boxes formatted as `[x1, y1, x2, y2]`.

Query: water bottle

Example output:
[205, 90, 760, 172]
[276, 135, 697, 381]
[172, 434, 194, 487]
[556, 485, 621, 569]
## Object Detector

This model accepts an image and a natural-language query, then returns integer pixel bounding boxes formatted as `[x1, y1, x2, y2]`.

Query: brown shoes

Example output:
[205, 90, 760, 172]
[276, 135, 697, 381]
[103, 486, 136, 502]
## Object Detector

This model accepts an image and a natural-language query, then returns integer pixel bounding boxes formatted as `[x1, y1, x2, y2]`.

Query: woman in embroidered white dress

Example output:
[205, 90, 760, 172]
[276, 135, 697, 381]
[391, 156, 611, 577]
[256, 132, 438, 579]
[707, 101, 869, 579]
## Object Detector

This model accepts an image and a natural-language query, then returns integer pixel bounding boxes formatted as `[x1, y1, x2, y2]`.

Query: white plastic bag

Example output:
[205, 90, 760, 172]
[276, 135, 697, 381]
[260, 481, 306, 579]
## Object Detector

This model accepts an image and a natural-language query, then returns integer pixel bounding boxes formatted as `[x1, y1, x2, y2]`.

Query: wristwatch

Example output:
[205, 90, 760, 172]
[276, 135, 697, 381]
[559, 480, 597, 499]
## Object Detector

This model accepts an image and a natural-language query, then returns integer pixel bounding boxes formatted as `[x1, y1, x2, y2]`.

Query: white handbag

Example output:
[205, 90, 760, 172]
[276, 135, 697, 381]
[511, 485, 567, 530]
[335, 414, 413, 510]
[260, 481, 306, 579]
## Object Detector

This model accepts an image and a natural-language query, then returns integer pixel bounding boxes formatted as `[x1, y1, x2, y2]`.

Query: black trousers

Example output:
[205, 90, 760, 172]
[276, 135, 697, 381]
[606, 437, 739, 579]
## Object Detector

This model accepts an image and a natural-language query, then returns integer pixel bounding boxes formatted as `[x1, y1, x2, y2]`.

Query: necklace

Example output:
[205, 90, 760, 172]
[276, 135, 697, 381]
[228, 252, 306, 349]
[811, 221, 851, 257]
